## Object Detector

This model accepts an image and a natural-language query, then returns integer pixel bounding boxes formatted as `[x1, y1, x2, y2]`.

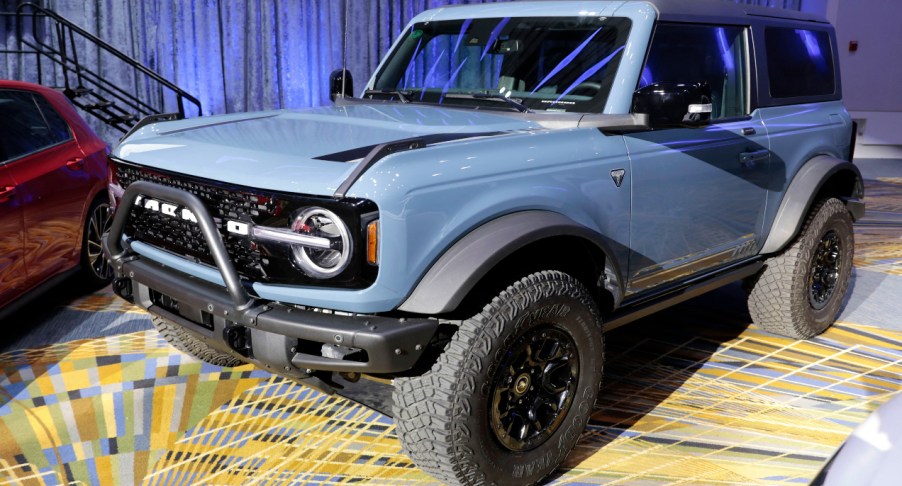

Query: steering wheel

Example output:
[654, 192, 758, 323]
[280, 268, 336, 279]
[570, 82, 602, 97]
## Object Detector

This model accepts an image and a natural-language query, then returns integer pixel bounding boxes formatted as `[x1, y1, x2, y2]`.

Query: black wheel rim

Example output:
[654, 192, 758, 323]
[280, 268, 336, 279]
[489, 325, 579, 452]
[87, 202, 113, 280]
[808, 230, 842, 310]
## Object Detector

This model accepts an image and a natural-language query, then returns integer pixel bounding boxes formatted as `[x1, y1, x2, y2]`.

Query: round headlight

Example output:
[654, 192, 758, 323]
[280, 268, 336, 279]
[290, 207, 352, 278]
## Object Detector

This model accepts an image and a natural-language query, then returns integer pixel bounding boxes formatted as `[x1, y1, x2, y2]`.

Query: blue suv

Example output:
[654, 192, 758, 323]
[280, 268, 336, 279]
[103, 1, 862, 484]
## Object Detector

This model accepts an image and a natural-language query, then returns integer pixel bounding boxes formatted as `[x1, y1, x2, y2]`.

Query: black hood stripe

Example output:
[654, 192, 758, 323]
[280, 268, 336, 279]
[332, 131, 505, 197]
[316, 132, 503, 163]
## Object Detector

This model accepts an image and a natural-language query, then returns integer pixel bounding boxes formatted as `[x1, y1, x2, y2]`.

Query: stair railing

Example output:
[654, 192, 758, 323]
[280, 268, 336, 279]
[2, 3, 202, 132]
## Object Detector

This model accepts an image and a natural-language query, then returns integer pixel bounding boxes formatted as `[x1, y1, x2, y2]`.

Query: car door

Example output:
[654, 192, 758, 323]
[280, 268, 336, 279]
[0, 89, 90, 287]
[624, 23, 771, 293]
[0, 165, 25, 308]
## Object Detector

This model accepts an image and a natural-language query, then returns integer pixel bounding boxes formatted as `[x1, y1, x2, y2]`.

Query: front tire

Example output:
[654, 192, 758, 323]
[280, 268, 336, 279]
[152, 316, 243, 367]
[393, 271, 604, 486]
[747, 198, 854, 339]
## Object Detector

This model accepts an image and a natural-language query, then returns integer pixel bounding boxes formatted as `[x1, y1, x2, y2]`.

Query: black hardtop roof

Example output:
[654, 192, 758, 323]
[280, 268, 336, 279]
[510, 0, 829, 24]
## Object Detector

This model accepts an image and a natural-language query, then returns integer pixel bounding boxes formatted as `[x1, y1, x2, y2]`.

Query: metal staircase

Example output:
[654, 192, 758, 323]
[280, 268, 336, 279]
[1, 2, 201, 132]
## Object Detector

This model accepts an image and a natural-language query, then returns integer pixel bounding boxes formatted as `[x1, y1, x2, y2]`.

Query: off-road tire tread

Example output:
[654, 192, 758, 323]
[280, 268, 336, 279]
[747, 198, 853, 339]
[392, 270, 603, 486]
[152, 316, 242, 367]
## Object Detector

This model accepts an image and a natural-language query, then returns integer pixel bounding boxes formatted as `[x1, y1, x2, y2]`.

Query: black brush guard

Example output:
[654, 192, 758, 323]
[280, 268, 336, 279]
[102, 181, 438, 382]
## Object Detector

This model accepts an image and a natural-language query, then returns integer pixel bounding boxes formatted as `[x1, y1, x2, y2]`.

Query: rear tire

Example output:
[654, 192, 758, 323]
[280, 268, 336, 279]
[393, 270, 604, 486]
[152, 316, 243, 367]
[747, 198, 854, 339]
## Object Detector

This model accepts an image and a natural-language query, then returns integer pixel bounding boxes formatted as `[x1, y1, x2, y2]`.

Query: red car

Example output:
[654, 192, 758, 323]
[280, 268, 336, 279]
[0, 80, 112, 316]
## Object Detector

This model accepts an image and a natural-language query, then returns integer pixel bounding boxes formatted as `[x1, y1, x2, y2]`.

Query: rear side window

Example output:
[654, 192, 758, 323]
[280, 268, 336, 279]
[33, 94, 73, 143]
[765, 27, 835, 98]
[0, 90, 72, 163]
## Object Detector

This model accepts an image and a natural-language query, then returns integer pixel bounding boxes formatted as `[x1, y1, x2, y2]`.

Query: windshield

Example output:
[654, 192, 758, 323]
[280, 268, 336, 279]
[371, 16, 632, 114]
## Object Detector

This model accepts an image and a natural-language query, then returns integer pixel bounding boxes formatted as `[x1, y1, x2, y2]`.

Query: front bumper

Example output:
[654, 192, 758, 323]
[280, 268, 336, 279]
[102, 181, 438, 380]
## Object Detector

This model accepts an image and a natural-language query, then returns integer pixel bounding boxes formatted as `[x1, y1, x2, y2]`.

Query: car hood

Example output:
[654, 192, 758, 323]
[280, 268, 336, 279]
[114, 104, 541, 196]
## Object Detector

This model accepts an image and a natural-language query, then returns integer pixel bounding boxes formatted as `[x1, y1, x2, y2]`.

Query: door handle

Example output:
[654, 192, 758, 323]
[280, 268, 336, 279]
[739, 149, 769, 168]
[66, 157, 85, 170]
[0, 185, 16, 202]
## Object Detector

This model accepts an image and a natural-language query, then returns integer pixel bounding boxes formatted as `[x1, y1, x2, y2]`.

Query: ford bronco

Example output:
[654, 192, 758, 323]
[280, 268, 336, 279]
[102, 1, 862, 484]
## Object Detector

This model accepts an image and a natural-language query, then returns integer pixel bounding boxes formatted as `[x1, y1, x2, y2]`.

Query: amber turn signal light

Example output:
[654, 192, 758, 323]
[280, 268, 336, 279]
[366, 220, 379, 265]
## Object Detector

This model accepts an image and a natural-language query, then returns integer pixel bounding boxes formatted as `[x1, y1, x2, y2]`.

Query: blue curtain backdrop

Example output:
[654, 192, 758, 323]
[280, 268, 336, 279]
[26, 0, 502, 117]
[2, 0, 801, 134]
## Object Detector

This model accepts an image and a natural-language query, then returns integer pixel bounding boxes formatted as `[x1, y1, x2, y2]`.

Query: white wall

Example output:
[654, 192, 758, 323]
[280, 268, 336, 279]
[802, 0, 902, 157]
[829, 0, 902, 112]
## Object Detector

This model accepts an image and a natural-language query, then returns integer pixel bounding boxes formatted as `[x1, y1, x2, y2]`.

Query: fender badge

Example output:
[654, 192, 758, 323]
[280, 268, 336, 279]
[610, 169, 625, 188]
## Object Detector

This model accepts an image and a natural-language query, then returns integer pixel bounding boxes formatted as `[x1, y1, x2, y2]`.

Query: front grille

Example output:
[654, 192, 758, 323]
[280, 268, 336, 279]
[117, 163, 273, 277]
[118, 164, 277, 220]
[115, 161, 378, 288]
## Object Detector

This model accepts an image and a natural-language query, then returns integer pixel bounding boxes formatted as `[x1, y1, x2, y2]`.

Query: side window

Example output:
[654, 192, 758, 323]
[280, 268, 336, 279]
[639, 24, 748, 120]
[765, 27, 835, 98]
[33, 94, 73, 144]
[0, 90, 68, 163]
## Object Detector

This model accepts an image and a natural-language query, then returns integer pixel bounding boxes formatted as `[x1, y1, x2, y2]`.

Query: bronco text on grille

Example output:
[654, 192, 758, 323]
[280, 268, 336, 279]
[113, 160, 379, 288]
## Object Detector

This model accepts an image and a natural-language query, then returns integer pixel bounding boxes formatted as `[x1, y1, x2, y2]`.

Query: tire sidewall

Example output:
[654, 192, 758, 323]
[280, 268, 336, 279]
[455, 289, 603, 485]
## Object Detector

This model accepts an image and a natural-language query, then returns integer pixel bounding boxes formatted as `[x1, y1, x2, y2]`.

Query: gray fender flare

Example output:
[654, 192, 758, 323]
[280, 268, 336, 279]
[398, 211, 624, 315]
[760, 155, 864, 255]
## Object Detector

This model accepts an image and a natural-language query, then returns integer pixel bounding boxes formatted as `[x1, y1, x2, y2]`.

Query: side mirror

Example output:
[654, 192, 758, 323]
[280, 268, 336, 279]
[329, 69, 354, 102]
[631, 82, 712, 128]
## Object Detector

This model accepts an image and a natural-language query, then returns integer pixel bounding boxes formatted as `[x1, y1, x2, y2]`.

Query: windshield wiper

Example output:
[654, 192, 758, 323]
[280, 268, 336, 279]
[363, 89, 411, 103]
[445, 92, 530, 113]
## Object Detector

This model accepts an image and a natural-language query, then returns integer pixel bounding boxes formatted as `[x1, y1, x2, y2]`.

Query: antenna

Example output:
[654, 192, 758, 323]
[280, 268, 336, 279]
[341, 0, 350, 98]
[329, 0, 355, 102]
